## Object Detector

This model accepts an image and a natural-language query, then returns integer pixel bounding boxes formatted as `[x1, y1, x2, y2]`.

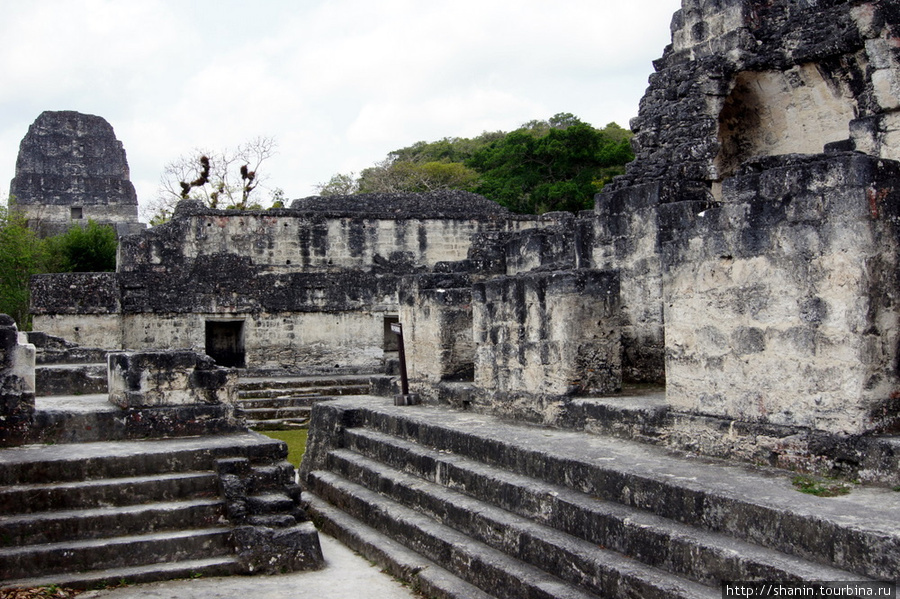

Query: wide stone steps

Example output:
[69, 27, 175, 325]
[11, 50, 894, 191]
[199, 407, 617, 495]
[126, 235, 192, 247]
[0, 433, 304, 589]
[309, 469, 714, 599]
[0, 471, 219, 513]
[327, 436, 861, 584]
[301, 398, 898, 598]
[0, 528, 233, 582]
[0, 498, 226, 545]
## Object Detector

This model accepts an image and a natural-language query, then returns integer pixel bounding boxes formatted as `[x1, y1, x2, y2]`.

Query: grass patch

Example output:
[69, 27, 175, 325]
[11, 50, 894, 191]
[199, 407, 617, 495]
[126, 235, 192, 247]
[791, 474, 853, 497]
[258, 429, 308, 467]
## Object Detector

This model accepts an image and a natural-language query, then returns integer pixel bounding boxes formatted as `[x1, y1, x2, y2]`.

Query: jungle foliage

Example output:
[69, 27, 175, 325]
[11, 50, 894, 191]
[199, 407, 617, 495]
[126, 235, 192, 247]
[316, 113, 634, 214]
[0, 205, 117, 329]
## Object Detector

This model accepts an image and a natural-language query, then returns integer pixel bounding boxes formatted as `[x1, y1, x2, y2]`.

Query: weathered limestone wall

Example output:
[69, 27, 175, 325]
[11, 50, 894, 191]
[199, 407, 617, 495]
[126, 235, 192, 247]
[472, 270, 621, 420]
[121, 311, 388, 373]
[664, 153, 900, 435]
[9, 111, 144, 237]
[593, 182, 668, 384]
[31, 272, 123, 348]
[108, 350, 236, 408]
[398, 274, 474, 387]
[0, 315, 36, 446]
[591, 0, 900, 387]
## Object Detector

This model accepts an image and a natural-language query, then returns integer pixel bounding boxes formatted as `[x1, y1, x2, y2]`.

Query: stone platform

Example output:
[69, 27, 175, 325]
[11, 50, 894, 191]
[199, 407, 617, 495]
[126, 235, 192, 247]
[301, 396, 900, 599]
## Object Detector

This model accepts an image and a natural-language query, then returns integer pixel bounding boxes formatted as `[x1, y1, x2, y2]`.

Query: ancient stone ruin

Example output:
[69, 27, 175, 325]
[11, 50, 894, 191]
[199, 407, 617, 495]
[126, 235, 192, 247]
[4, 0, 900, 596]
[9, 110, 144, 237]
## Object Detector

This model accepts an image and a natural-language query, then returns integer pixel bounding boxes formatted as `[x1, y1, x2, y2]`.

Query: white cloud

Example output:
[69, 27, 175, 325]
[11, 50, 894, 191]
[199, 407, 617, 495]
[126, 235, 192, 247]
[0, 0, 683, 212]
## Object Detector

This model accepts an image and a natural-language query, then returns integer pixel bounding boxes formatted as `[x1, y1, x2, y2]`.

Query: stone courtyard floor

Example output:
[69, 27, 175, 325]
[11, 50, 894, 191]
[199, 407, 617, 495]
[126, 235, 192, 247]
[76, 534, 419, 599]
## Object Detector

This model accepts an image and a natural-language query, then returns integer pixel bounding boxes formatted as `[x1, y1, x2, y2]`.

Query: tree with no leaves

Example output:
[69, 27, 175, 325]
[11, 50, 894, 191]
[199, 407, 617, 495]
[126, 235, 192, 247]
[144, 136, 278, 225]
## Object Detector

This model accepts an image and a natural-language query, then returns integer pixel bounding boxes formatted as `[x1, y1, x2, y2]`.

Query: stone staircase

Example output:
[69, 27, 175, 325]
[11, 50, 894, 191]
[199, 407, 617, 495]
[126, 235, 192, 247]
[301, 397, 899, 599]
[26, 332, 108, 397]
[0, 433, 319, 590]
[236, 375, 375, 430]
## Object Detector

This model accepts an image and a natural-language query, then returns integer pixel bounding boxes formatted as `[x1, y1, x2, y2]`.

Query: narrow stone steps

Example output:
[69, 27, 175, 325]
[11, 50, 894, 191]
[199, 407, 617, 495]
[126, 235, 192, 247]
[248, 419, 310, 431]
[1, 555, 240, 591]
[327, 442, 865, 587]
[240, 406, 312, 420]
[236, 374, 374, 430]
[0, 527, 233, 581]
[237, 396, 324, 409]
[0, 471, 219, 513]
[238, 385, 369, 400]
[0, 498, 226, 546]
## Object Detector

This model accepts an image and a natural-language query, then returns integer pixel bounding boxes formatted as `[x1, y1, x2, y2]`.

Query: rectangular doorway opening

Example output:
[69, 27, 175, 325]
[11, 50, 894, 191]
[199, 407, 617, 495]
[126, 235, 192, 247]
[205, 320, 245, 368]
[383, 315, 400, 353]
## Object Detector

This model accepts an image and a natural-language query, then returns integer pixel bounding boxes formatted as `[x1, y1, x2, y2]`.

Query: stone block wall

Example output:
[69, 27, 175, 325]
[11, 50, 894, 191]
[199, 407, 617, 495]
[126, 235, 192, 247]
[663, 153, 900, 435]
[31, 272, 123, 348]
[399, 274, 474, 387]
[108, 350, 237, 408]
[472, 270, 621, 419]
[0, 315, 36, 446]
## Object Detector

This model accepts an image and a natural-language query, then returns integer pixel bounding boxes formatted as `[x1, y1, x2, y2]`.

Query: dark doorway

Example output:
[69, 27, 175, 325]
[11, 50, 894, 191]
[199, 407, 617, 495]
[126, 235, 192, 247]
[205, 320, 245, 367]
[383, 316, 400, 352]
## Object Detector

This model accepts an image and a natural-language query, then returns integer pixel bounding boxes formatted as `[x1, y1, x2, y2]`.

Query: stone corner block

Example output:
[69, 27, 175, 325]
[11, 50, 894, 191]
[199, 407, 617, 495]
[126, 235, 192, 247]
[107, 350, 237, 408]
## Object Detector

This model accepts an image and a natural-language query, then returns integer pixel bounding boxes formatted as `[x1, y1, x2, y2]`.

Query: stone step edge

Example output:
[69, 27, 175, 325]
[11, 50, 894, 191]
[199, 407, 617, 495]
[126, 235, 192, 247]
[0, 433, 288, 484]
[0, 527, 233, 582]
[331, 399, 900, 581]
[0, 470, 216, 496]
[309, 470, 717, 599]
[0, 555, 241, 591]
[0, 499, 225, 547]
[329, 444, 865, 587]
[306, 493, 503, 599]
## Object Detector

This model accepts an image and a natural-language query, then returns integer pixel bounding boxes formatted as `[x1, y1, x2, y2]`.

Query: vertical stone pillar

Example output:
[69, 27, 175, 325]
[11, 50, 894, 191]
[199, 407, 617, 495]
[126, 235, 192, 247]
[472, 270, 621, 419]
[0, 315, 36, 446]
[398, 274, 474, 389]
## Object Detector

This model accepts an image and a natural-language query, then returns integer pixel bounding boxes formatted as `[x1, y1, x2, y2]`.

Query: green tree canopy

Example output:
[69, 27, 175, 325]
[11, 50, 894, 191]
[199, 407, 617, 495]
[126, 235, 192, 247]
[316, 114, 633, 214]
[44, 220, 118, 273]
[0, 205, 46, 329]
[467, 116, 634, 213]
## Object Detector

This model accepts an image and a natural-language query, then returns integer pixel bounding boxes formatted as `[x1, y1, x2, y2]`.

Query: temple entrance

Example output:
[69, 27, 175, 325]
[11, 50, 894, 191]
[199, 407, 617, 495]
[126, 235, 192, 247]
[205, 320, 245, 368]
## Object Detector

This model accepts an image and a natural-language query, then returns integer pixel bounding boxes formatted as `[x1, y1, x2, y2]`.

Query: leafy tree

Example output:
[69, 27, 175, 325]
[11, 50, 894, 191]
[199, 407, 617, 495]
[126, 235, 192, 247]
[356, 159, 480, 194]
[145, 136, 278, 224]
[467, 116, 634, 213]
[315, 114, 633, 214]
[0, 204, 46, 329]
[315, 172, 359, 196]
[44, 220, 118, 273]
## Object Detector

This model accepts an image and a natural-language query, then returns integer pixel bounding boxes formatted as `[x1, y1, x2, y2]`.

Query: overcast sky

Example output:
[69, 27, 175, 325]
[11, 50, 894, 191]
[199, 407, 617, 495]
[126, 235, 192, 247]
[0, 0, 682, 218]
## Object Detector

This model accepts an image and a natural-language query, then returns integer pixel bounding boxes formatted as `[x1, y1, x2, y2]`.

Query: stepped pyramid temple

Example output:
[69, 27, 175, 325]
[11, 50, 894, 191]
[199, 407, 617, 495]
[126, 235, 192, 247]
[3, 0, 900, 596]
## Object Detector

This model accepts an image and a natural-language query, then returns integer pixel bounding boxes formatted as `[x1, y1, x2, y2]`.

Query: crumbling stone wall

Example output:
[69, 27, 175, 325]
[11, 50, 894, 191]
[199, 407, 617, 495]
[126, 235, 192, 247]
[32, 191, 537, 373]
[9, 111, 144, 237]
[471, 270, 621, 421]
[31, 272, 122, 348]
[0, 315, 36, 446]
[664, 153, 900, 435]
[592, 0, 900, 385]
[398, 273, 475, 388]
